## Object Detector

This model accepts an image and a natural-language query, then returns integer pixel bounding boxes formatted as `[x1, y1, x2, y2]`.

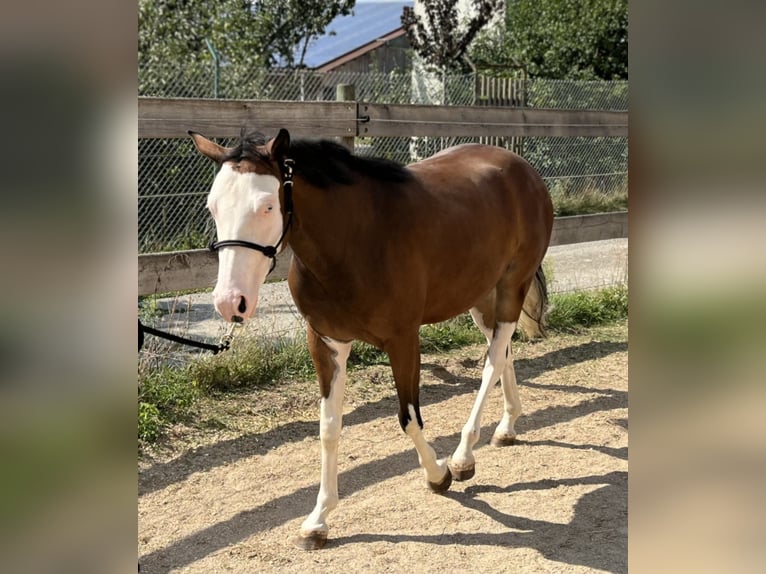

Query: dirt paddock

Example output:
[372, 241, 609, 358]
[139, 322, 627, 573]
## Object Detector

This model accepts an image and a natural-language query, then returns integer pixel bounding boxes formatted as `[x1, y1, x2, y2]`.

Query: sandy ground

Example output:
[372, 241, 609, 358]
[138, 322, 628, 573]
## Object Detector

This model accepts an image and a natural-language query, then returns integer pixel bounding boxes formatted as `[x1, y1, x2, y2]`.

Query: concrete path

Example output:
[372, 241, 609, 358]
[144, 238, 627, 346]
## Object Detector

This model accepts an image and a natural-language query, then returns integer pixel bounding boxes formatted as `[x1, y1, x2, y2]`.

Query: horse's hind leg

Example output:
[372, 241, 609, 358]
[468, 295, 522, 446]
[491, 360, 522, 446]
[450, 276, 526, 480]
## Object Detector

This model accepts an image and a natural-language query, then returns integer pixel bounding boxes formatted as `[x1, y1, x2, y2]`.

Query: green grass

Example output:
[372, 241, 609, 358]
[138, 284, 628, 444]
[550, 185, 627, 217]
[138, 336, 315, 443]
[420, 314, 486, 352]
[138, 366, 201, 442]
[190, 337, 315, 393]
[546, 284, 628, 332]
[347, 315, 485, 367]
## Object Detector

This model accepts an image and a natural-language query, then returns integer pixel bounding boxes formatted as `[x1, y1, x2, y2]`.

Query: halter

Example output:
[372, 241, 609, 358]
[208, 158, 295, 275]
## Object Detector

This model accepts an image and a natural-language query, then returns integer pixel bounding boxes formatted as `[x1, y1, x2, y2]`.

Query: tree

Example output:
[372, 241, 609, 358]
[138, 0, 354, 75]
[251, 0, 355, 68]
[470, 0, 628, 80]
[401, 0, 502, 73]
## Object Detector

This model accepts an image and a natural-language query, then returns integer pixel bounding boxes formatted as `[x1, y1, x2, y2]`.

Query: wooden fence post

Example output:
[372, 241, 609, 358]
[335, 84, 355, 151]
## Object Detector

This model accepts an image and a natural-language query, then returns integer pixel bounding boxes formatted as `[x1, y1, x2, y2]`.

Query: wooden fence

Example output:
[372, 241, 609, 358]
[476, 76, 526, 107]
[138, 97, 628, 296]
[138, 97, 627, 140]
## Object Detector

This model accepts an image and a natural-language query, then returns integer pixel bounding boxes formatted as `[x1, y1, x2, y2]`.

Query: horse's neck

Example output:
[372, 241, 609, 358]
[288, 180, 356, 277]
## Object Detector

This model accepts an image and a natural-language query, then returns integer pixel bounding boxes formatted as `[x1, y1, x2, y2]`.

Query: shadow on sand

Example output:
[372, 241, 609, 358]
[139, 340, 627, 572]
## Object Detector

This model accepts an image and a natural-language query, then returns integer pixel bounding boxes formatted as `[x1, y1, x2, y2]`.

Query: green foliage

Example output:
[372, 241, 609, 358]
[348, 315, 486, 363]
[420, 315, 486, 352]
[526, 78, 628, 109]
[547, 285, 628, 332]
[349, 341, 389, 367]
[138, 335, 315, 443]
[518, 79, 628, 207]
[138, 0, 354, 95]
[471, 0, 628, 80]
[265, 1, 356, 68]
[347, 315, 486, 366]
[402, 0, 502, 72]
[138, 366, 201, 442]
[190, 337, 315, 392]
[550, 183, 627, 217]
[138, 403, 162, 442]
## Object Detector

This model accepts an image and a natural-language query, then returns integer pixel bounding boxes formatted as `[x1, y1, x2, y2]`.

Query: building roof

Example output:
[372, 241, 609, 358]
[291, 1, 413, 69]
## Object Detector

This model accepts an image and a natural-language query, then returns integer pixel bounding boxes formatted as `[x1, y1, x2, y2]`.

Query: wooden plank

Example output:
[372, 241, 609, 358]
[139, 213, 627, 295]
[138, 98, 357, 139]
[138, 246, 294, 296]
[549, 212, 628, 246]
[359, 103, 627, 137]
[139, 249, 217, 296]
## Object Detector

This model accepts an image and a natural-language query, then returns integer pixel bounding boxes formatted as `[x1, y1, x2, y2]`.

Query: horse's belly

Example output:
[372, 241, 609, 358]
[421, 269, 499, 324]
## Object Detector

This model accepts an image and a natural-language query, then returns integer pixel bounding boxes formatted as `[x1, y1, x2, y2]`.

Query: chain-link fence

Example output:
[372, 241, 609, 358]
[139, 68, 627, 253]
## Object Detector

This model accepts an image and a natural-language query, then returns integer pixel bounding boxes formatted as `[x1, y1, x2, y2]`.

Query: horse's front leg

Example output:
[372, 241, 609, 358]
[386, 333, 452, 492]
[295, 328, 351, 550]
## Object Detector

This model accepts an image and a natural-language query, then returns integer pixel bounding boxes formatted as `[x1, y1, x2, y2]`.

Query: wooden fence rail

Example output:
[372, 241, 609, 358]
[138, 212, 627, 296]
[139, 97, 627, 139]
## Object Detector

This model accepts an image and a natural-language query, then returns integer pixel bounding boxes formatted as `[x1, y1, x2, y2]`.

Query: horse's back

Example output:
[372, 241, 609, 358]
[406, 143, 551, 250]
[401, 144, 553, 323]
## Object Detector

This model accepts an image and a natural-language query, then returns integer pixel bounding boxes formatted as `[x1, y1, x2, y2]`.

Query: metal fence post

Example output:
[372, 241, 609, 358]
[205, 39, 220, 98]
[336, 84, 355, 151]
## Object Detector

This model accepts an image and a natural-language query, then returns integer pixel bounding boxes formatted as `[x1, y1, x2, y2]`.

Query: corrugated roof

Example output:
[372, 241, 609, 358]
[288, 1, 413, 69]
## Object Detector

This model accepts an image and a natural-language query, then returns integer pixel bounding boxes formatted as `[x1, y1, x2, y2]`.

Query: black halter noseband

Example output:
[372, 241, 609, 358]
[208, 159, 295, 274]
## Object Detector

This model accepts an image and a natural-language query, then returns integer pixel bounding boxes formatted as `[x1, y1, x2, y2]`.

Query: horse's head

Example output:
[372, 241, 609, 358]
[190, 129, 291, 323]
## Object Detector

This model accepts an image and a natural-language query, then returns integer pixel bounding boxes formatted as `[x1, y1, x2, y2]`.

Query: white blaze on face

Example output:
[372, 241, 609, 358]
[207, 164, 282, 322]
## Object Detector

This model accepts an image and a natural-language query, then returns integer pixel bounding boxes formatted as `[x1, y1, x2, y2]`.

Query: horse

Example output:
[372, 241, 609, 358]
[189, 128, 554, 550]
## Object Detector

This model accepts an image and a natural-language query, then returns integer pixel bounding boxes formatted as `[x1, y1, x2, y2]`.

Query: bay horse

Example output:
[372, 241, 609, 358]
[190, 128, 553, 549]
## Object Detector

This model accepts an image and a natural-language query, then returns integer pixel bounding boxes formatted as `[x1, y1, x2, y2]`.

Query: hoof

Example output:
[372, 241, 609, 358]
[449, 462, 475, 482]
[428, 467, 453, 493]
[293, 531, 328, 551]
[490, 434, 516, 447]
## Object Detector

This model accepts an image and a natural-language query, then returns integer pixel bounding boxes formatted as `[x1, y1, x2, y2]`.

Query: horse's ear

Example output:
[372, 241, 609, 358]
[268, 128, 290, 163]
[188, 131, 228, 163]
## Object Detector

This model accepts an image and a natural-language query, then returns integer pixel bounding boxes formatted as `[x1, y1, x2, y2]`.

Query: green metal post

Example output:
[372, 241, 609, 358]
[205, 38, 220, 98]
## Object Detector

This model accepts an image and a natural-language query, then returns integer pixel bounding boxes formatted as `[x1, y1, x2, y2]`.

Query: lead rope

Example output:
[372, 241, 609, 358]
[139, 319, 240, 354]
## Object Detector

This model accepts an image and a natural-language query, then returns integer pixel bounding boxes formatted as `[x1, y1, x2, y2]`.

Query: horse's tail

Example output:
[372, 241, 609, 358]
[518, 265, 549, 339]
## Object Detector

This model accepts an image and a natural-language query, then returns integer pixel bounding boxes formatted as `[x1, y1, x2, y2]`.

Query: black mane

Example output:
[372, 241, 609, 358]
[289, 139, 413, 188]
[231, 131, 412, 188]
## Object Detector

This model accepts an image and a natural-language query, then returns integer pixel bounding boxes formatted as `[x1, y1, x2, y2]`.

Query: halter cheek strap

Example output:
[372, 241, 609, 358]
[208, 159, 295, 274]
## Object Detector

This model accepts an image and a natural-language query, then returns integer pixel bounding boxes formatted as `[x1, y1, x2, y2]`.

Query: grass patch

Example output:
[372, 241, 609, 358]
[190, 337, 315, 393]
[138, 366, 200, 442]
[547, 284, 628, 332]
[347, 315, 485, 367]
[138, 335, 315, 443]
[349, 341, 388, 367]
[139, 285, 628, 444]
[420, 314, 485, 352]
[550, 185, 627, 217]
